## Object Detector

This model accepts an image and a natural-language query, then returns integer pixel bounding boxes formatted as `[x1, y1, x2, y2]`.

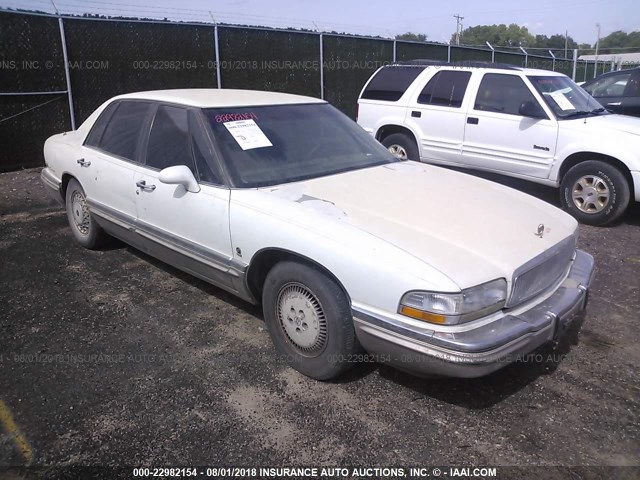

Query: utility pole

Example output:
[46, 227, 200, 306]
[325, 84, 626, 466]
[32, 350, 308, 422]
[453, 14, 464, 45]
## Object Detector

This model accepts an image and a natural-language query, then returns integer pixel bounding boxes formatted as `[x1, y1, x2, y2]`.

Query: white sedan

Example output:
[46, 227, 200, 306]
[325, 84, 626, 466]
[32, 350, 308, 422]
[41, 89, 595, 380]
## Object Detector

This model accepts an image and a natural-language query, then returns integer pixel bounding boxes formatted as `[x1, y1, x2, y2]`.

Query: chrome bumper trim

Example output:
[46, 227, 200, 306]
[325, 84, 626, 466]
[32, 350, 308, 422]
[353, 249, 595, 378]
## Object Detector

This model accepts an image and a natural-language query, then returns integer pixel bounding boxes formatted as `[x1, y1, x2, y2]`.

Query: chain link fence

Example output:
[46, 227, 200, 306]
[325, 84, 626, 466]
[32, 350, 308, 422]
[0, 9, 605, 172]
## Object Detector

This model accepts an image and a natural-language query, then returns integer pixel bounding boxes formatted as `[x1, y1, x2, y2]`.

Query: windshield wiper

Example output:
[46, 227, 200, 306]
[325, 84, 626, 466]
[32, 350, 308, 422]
[562, 108, 606, 119]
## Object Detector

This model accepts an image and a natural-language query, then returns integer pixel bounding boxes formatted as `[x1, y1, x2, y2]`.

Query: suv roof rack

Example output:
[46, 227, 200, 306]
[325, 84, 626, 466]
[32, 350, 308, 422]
[394, 59, 522, 70]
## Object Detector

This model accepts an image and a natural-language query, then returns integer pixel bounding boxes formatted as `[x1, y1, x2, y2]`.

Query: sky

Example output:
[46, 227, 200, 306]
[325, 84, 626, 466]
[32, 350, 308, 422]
[4, 0, 640, 46]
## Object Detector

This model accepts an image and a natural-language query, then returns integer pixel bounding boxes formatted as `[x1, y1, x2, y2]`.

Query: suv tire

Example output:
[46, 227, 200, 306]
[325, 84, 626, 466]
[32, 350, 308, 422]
[382, 133, 419, 161]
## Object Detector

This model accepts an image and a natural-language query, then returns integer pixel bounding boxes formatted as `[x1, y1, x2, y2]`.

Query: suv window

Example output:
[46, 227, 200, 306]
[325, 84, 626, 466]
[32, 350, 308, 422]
[584, 71, 633, 97]
[361, 66, 425, 101]
[97, 101, 151, 161]
[475, 74, 539, 115]
[418, 71, 471, 107]
[146, 105, 196, 173]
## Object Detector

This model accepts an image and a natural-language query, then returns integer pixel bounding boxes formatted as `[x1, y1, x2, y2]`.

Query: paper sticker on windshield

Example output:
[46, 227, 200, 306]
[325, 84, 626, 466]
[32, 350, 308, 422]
[549, 91, 575, 111]
[223, 119, 273, 150]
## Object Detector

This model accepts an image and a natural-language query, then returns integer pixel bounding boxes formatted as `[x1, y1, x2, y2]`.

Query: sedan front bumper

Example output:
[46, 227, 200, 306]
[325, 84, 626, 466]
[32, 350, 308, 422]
[352, 249, 595, 378]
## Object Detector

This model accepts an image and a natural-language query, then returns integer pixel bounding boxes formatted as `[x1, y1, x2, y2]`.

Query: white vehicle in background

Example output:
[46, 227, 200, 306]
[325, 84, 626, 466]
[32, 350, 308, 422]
[42, 89, 594, 380]
[357, 61, 640, 226]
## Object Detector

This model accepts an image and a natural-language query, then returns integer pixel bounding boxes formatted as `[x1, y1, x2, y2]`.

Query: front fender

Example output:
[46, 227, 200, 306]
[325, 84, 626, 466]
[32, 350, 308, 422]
[229, 189, 460, 315]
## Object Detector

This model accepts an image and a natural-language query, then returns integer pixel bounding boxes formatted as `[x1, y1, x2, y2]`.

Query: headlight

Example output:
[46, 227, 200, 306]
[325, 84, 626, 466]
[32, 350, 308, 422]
[398, 278, 507, 325]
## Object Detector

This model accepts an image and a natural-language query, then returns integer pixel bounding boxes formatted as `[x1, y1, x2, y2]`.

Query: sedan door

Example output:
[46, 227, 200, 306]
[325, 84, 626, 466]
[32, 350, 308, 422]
[462, 73, 559, 179]
[81, 100, 154, 232]
[621, 70, 640, 117]
[583, 70, 634, 115]
[133, 105, 236, 290]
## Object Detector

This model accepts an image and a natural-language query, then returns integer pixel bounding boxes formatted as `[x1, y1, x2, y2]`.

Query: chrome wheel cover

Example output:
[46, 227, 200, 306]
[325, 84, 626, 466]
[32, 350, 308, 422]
[276, 282, 327, 355]
[572, 175, 610, 214]
[387, 144, 408, 160]
[70, 190, 90, 235]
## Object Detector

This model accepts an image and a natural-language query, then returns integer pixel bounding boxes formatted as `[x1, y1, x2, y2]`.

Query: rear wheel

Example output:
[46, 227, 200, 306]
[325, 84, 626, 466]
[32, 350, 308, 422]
[381, 133, 419, 160]
[559, 160, 630, 226]
[65, 178, 107, 249]
[262, 261, 360, 380]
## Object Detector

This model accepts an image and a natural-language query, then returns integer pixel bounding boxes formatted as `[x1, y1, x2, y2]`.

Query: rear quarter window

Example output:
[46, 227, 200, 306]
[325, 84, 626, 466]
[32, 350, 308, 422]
[361, 66, 425, 101]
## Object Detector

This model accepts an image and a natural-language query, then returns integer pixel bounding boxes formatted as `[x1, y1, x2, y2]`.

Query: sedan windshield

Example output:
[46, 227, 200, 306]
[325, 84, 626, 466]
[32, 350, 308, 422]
[202, 103, 399, 188]
[528, 75, 607, 120]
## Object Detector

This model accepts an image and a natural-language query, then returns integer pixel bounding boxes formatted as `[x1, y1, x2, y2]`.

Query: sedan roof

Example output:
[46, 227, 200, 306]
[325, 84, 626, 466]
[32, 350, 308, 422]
[112, 88, 326, 108]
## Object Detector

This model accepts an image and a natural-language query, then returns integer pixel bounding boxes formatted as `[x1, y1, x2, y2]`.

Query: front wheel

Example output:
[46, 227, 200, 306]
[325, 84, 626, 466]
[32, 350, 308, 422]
[559, 161, 630, 226]
[65, 178, 107, 249]
[262, 261, 360, 380]
[381, 133, 419, 161]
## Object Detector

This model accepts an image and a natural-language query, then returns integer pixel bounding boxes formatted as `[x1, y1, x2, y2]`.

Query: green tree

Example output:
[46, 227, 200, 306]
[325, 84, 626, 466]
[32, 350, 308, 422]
[597, 30, 640, 53]
[395, 32, 428, 42]
[454, 23, 535, 47]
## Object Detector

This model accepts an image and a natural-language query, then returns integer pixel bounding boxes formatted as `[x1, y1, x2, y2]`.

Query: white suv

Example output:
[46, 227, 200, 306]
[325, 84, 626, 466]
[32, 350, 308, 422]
[357, 61, 640, 226]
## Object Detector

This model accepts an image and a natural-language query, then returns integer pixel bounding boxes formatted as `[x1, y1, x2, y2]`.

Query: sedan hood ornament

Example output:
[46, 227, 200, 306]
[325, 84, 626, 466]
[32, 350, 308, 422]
[536, 224, 545, 238]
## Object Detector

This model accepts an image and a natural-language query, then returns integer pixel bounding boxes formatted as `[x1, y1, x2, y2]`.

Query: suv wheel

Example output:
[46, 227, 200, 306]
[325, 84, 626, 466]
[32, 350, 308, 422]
[560, 160, 630, 226]
[381, 133, 419, 161]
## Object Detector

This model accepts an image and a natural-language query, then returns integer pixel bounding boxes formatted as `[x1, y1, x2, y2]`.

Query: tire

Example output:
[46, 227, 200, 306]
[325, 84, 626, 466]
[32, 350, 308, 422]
[381, 133, 419, 161]
[65, 178, 107, 249]
[262, 261, 360, 380]
[559, 161, 630, 226]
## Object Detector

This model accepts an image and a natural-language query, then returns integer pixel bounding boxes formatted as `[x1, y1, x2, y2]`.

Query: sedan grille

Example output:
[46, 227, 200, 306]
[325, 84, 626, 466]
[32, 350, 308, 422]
[507, 235, 576, 308]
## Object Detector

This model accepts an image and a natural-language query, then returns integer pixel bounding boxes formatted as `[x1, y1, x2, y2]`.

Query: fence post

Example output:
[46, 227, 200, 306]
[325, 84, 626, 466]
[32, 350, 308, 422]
[214, 24, 222, 88]
[319, 33, 324, 99]
[519, 46, 528, 67]
[572, 49, 578, 80]
[447, 44, 451, 63]
[57, 17, 76, 130]
[393, 40, 396, 63]
[486, 42, 495, 63]
[548, 50, 556, 71]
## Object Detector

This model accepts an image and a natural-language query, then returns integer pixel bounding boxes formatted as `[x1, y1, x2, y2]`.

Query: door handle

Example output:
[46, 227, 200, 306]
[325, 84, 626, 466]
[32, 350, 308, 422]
[411, 110, 422, 118]
[607, 102, 622, 106]
[136, 180, 156, 192]
[467, 117, 479, 125]
[76, 158, 91, 167]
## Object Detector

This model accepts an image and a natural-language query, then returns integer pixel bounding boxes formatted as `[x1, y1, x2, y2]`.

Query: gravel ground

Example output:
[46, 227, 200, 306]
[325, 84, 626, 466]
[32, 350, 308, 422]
[0, 168, 639, 478]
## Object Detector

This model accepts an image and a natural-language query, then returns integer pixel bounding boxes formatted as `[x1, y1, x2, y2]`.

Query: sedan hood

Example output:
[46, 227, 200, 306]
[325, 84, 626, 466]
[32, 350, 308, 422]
[263, 162, 578, 289]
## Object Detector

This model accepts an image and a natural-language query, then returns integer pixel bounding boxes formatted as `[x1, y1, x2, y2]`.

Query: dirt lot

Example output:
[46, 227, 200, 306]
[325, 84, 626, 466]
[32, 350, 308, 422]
[1, 168, 639, 476]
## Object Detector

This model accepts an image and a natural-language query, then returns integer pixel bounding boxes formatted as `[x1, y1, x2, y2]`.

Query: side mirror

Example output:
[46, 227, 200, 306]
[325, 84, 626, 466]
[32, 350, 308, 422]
[519, 101, 547, 119]
[159, 165, 200, 193]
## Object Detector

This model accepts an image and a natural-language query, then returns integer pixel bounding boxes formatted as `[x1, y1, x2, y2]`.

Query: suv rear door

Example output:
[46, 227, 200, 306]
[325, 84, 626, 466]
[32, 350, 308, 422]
[461, 72, 559, 179]
[404, 69, 472, 164]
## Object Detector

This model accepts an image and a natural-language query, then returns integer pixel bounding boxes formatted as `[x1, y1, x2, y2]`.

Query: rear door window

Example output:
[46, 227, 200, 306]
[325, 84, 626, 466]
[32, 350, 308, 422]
[361, 66, 425, 101]
[418, 71, 471, 107]
[97, 101, 152, 162]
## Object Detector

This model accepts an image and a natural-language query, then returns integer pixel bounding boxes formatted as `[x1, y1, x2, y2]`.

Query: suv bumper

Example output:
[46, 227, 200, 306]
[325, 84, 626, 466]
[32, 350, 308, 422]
[353, 250, 595, 378]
